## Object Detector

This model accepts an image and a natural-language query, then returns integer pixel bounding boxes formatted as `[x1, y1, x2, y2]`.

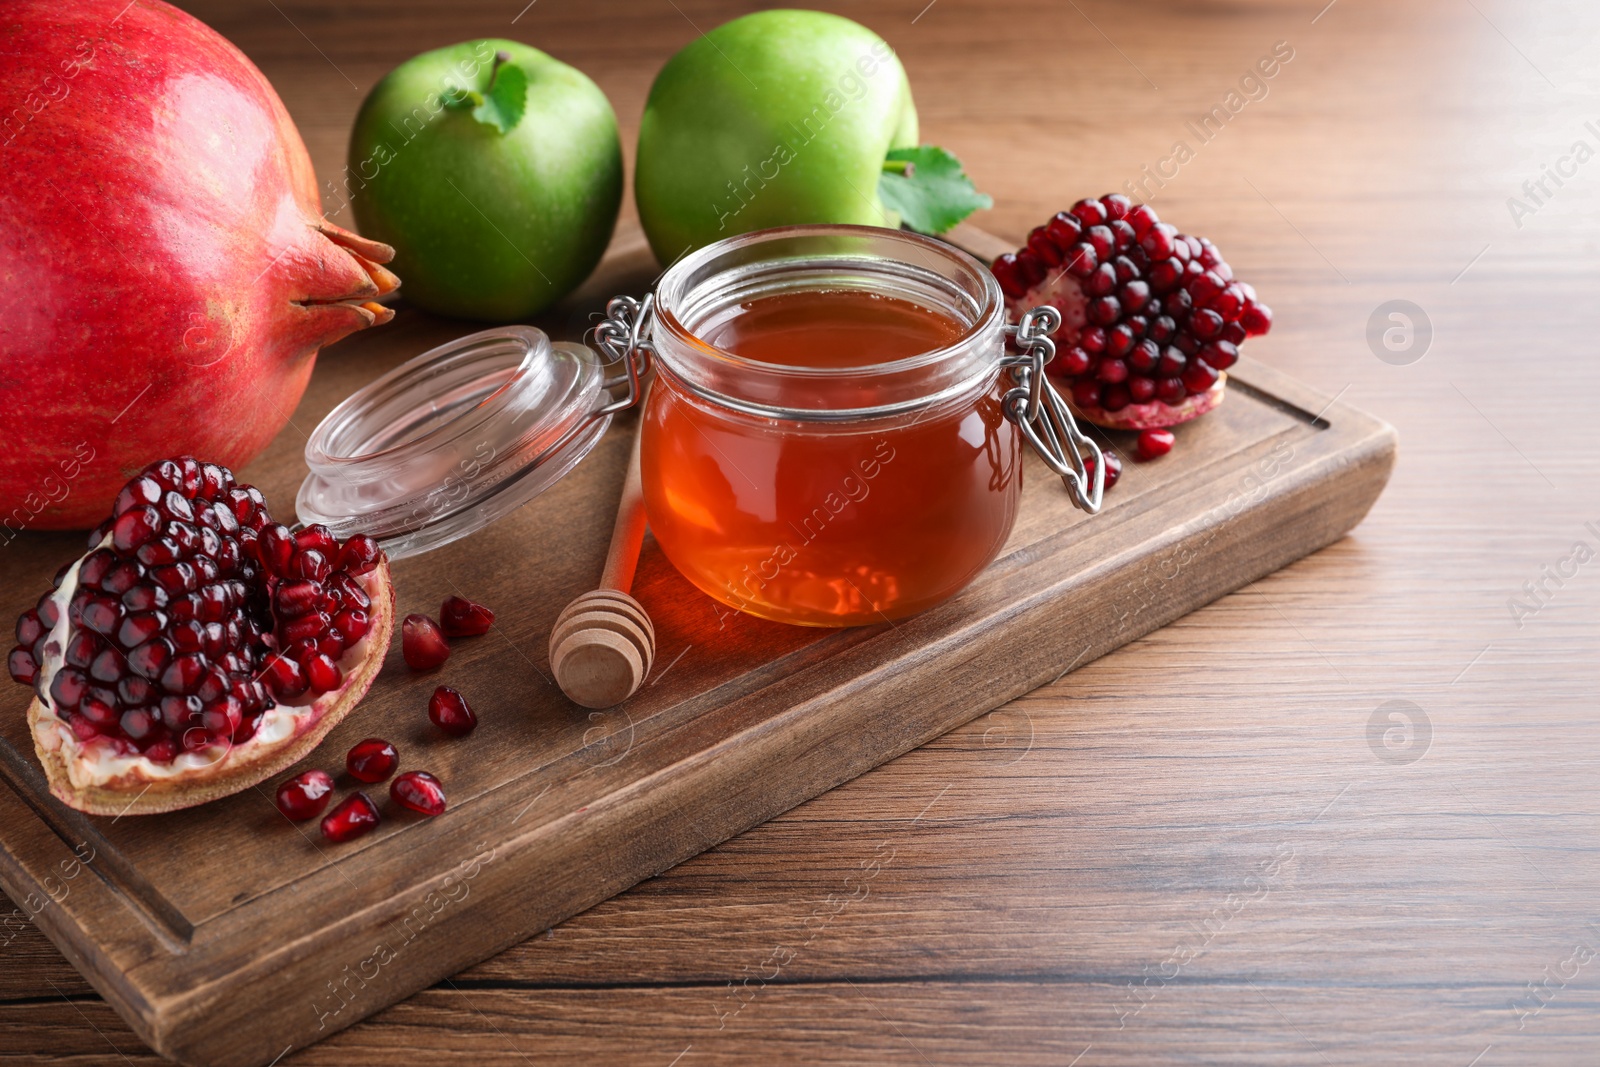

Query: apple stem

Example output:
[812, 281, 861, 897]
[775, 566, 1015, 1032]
[882, 158, 916, 178]
[490, 50, 511, 87]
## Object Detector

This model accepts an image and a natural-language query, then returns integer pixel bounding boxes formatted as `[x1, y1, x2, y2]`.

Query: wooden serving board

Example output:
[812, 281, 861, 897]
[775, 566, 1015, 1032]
[0, 223, 1394, 1066]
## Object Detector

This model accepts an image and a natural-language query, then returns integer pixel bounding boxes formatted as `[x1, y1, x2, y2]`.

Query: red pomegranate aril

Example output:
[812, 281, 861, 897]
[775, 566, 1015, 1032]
[121, 583, 167, 612]
[64, 631, 98, 669]
[303, 652, 342, 695]
[79, 595, 122, 638]
[293, 549, 332, 582]
[103, 561, 143, 596]
[127, 638, 173, 680]
[89, 646, 122, 684]
[1086, 450, 1123, 490]
[1100, 384, 1132, 412]
[118, 675, 155, 705]
[161, 652, 206, 694]
[1085, 225, 1114, 261]
[80, 696, 118, 727]
[16, 611, 43, 648]
[402, 614, 450, 670]
[1064, 243, 1097, 277]
[1128, 339, 1160, 373]
[1128, 376, 1157, 403]
[282, 611, 330, 645]
[1056, 347, 1092, 377]
[1096, 358, 1129, 384]
[1086, 262, 1116, 298]
[1200, 341, 1239, 370]
[1087, 296, 1120, 326]
[990, 254, 1026, 300]
[1026, 226, 1062, 267]
[1241, 302, 1273, 335]
[346, 737, 398, 784]
[1126, 203, 1158, 237]
[117, 611, 165, 650]
[1045, 211, 1082, 247]
[390, 771, 447, 816]
[49, 671, 87, 713]
[1070, 198, 1108, 226]
[114, 476, 162, 516]
[1155, 376, 1187, 403]
[1182, 360, 1220, 394]
[264, 654, 308, 701]
[276, 580, 322, 617]
[440, 596, 495, 638]
[78, 549, 116, 589]
[428, 685, 477, 736]
[258, 524, 296, 576]
[1079, 326, 1107, 354]
[110, 506, 162, 552]
[1140, 227, 1176, 261]
[333, 608, 371, 645]
[1191, 309, 1225, 341]
[9, 647, 39, 686]
[1136, 428, 1176, 460]
[1071, 379, 1103, 409]
[1157, 347, 1187, 377]
[276, 769, 336, 821]
[321, 792, 380, 843]
[1015, 250, 1046, 287]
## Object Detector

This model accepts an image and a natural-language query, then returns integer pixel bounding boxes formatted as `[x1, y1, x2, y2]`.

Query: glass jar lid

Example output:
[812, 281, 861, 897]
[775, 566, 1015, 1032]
[296, 326, 612, 560]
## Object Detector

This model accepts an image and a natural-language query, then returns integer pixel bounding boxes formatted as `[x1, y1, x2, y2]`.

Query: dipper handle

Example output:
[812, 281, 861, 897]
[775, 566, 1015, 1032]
[551, 414, 656, 708]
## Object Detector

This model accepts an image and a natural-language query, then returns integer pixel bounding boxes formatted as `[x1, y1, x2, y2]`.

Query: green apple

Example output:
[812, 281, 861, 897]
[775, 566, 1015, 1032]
[348, 39, 622, 322]
[635, 10, 988, 264]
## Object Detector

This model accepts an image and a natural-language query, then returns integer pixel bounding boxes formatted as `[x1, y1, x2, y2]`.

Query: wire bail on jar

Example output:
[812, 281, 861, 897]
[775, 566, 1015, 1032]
[1002, 306, 1105, 515]
[589, 294, 656, 415]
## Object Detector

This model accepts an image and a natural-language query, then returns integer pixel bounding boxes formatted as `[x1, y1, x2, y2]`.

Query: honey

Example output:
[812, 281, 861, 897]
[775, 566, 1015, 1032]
[641, 288, 1022, 627]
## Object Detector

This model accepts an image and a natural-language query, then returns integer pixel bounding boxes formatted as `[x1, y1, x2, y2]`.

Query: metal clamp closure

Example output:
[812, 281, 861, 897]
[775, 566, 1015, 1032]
[589, 294, 656, 416]
[1001, 305, 1104, 514]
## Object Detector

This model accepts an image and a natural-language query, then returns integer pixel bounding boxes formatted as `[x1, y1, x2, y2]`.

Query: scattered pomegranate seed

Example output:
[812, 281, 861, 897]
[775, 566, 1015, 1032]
[346, 738, 398, 783]
[321, 792, 380, 843]
[275, 769, 335, 821]
[402, 614, 450, 670]
[390, 771, 447, 816]
[1135, 429, 1176, 461]
[1085, 451, 1123, 491]
[439, 595, 495, 638]
[428, 685, 477, 736]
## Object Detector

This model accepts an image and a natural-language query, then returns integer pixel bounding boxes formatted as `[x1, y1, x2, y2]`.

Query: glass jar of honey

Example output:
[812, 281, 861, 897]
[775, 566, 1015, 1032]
[297, 225, 1101, 628]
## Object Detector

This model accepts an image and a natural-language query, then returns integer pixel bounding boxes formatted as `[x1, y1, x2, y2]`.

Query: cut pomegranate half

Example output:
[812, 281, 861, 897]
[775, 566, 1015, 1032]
[7, 457, 394, 816]
[992, 194, 1272, 430]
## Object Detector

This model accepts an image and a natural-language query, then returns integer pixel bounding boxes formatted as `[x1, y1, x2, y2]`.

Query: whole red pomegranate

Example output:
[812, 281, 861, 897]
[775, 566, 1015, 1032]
[0, 0, 398, 529]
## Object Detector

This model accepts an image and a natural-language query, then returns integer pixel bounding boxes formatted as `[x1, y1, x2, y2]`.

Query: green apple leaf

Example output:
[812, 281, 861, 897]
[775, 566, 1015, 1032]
[878, 146, 993, 234]
[441, 52, 527, 135]
[473, 61, 527, 134]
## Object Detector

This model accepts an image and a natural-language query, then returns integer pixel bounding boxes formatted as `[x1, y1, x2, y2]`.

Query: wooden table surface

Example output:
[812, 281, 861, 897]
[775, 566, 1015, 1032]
[6, 0, 1598, 1063]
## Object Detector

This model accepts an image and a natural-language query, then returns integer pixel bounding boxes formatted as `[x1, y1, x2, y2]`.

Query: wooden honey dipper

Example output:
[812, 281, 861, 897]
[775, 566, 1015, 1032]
[550, 413, 656, 708]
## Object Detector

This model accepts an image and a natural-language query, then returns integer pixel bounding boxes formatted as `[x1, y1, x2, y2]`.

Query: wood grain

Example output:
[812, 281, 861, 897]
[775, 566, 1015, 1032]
[5, 0, 1598, 1064]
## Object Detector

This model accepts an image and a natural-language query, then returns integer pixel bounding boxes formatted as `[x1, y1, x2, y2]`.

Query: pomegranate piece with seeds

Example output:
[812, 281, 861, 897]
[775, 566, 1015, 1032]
[390, 770, 447, 816]
[346, 738, 398, 783]
[321, 791, 380, 843]
[401, 614, 450, 670]
[992, 194, 1272, 430]
[439, 595, 495, 638]
[276, 769, 336, 821]
[428, 686, 477, 737]
[6, 457, 394, 816]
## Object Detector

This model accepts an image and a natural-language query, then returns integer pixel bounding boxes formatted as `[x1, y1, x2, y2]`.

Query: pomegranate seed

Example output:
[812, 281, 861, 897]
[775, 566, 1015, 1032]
[337, 535, 383, 575]
[990, 254, 1026, 300]
[1026, 226, 1062, 267]
[1136, 429, 1176, 461]
[346, 738, 398, 783]
[1085, 450, 1123, 490]
[1055, 347, 1092, 377]
[321, 792, 380, 843]
[1096, 358, 1129, 384]
[428, 685, 477, 736]
[303, 652, 343, 695]
[1070, 379, 1102, 410]
[111, 506, 162, 552]
[1182, 360, 1220, 394]
[1128, 376, 1157, 403]
[402, 614, 450, 670]
[1100, 384, 1131, 412]
[276, 769, 337, 820]
[390, 771, 447, 816]
[440, 596, 495, 638]
[78, 549, 116, 588]
[1070, 198, 1107, 226]
[1241, 302, 1273, 335]
[8, 647, 38, 686]
[264, 654, 308, 701]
